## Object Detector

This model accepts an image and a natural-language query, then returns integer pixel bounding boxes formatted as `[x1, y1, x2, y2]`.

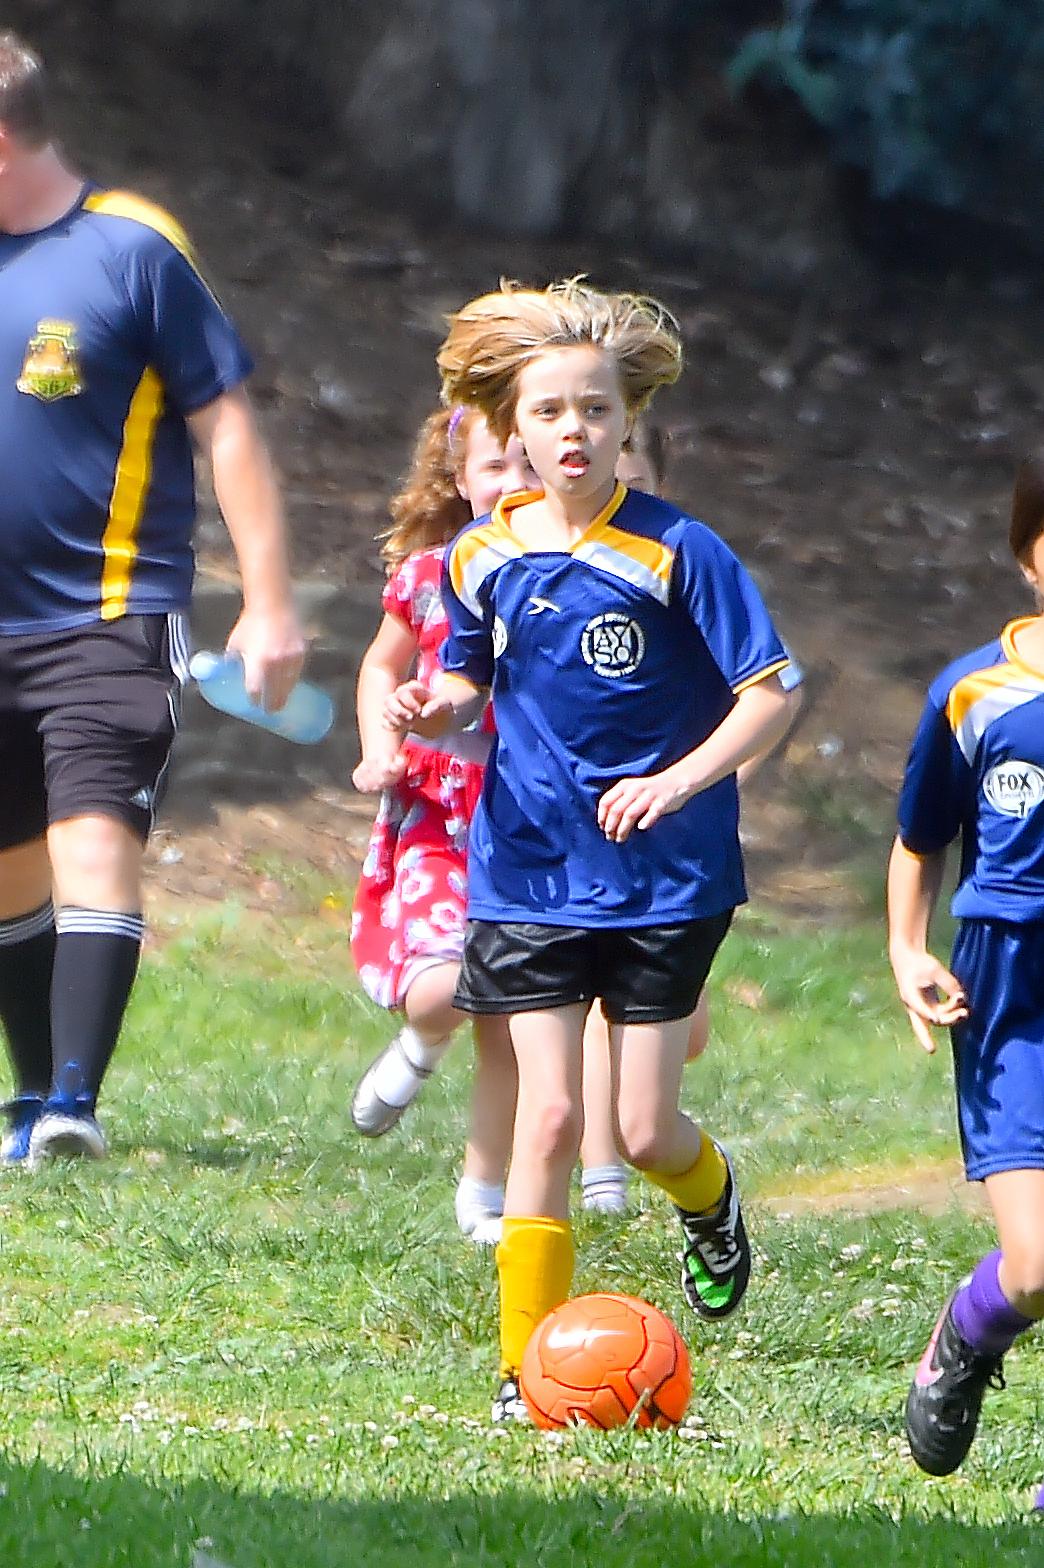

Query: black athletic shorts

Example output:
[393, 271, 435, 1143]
[0, 613, 190, 848]
[454, 911, 733, 1025]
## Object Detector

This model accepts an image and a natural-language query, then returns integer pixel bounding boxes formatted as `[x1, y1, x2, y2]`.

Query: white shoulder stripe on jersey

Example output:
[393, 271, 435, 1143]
[572, 540, 670, 605]
[455, 538, 524, 619]
[954, 676, 1044, 764]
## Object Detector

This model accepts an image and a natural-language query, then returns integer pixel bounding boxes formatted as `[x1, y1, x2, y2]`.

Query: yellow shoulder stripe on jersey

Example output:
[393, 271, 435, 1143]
[946, 658, 1044, 764]
[734, 658, 791, 695]
[84, 190, 198, 266]
[572, 484, 673, 605]
[84, 190, 221, 306]
[100, 367, 164, 621]
[448, 519, 524, 619]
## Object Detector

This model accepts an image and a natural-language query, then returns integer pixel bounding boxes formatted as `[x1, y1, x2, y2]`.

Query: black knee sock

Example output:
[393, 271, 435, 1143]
[50, 908, 144, 1102]
[0, 901, 55, 1096]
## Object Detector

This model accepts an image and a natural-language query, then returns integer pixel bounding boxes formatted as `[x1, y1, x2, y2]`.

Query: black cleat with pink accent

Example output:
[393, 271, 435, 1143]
[905, 1280, 1006, 1476]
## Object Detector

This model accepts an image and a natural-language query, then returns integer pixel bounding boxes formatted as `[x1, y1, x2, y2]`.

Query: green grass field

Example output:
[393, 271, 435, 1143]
[0, 901, 1040, 1567]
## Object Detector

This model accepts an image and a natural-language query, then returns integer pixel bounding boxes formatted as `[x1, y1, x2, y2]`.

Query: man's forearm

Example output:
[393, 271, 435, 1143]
[211, 417, 294, 613]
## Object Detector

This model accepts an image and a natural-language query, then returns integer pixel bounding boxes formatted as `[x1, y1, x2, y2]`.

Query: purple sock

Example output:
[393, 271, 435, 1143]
[1035, 1482, 1044, 1512]
[951, 1250, 1034, 1356]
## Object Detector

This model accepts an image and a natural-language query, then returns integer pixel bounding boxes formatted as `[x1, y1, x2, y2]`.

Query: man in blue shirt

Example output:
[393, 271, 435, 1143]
[0, 33, 305, 1164]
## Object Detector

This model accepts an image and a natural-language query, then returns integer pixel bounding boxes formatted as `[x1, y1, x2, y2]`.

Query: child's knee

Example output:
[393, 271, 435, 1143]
[615, 1108, 673, 1171]
[516, 1097, 582, 1166]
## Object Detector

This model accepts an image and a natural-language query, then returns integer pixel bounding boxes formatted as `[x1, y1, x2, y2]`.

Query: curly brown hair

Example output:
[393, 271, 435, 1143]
[437, 277, 683, 446]
[380, 407, 478, 570]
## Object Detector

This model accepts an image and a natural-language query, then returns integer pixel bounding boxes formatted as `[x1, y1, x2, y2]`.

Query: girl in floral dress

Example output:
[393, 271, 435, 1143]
[350, 407, 536, 1241]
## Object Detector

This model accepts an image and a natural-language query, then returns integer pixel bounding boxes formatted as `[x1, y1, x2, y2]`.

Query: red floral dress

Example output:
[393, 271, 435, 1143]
[351, 546, 492, 1010]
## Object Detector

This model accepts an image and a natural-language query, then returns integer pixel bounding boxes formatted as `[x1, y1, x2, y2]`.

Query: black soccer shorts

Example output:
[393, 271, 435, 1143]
[0, 612, 190, 848]
[454, 911, 733, 1025]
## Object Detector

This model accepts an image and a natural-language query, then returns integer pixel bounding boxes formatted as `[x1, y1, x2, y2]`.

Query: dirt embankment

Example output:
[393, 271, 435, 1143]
[15, 4, 1044, 917]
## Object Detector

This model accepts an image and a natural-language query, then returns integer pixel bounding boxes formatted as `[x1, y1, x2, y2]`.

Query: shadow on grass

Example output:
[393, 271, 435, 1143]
[0, 1458, 1038, 1568]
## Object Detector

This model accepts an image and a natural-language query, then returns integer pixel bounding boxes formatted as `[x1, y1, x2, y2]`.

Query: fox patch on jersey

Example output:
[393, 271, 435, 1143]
[898, 619, 1044, 921]
[440, 484, 792, 927]
[0, 185, 253, 633]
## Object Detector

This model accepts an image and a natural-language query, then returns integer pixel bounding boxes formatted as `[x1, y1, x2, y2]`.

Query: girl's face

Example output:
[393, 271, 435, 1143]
[513, 345, 629, 505]
[456, 416, 538, 519]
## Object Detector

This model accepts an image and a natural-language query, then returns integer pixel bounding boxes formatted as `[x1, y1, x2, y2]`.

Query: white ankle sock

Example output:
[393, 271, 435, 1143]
[581, 1163, 630, 1214]
[455, 1175, 506, 1235]
[370, 1027, 448, 1108]
[398, 1025, 449, 1073]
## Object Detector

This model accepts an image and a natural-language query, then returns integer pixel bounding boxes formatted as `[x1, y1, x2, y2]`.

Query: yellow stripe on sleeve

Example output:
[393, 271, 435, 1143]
[733, 657, 791, 694]
[100, 368, 164, 621]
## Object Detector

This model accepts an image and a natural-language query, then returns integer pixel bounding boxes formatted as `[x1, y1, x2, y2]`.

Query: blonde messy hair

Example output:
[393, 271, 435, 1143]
[379, 406, 478, 570]
[437, 278, 683, 445]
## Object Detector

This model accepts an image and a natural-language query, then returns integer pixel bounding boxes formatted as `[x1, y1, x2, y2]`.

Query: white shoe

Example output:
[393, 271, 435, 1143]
[29, 1107, 107, 1166]
[351, 1034, 433, 1137]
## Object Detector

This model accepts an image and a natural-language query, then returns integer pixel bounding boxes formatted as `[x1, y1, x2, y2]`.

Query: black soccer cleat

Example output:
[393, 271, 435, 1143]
[676, 1144, 751, 1320]
[491, 1376, 530, 1425]
[905, 1282, 1006, 1476]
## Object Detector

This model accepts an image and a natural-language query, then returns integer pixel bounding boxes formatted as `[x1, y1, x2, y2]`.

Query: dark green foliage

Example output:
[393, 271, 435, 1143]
[728, 1, 1044, 226]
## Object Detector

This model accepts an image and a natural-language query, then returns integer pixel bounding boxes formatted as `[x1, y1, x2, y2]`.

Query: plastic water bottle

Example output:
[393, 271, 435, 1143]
[189, 651, 335, 744]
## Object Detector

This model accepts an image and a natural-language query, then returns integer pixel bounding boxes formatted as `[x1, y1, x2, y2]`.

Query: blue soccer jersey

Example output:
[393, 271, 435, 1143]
[898, 619, 1044, 921]
[440, 484, 791, 926]
[0, 185, 253, 633]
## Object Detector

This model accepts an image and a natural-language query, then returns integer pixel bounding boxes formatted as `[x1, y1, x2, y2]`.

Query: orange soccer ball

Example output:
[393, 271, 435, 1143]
[519, 1292, 691, 1430]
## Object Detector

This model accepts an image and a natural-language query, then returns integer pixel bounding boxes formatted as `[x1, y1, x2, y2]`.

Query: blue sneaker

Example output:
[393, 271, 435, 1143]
[29, 1064, 107, 1166]
[1, 1095, 44, 1166]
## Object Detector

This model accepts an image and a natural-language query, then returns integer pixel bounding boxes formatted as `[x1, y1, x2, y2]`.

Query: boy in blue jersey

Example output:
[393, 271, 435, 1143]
[890, 452, 1044, 1481]
[0, 35, 304, 1164]
[386, 279, 794, 1420]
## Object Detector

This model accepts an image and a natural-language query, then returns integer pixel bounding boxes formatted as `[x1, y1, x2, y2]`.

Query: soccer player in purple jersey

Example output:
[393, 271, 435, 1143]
[386, 279, 795, 1420]
[0, 34, 304, 1164]
[890, 452, 1044, 1480]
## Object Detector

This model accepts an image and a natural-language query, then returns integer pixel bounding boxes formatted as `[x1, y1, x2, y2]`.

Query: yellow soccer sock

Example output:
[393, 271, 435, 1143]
[645, 1131, 727, 1215]
[496, 1216, 575, 1378]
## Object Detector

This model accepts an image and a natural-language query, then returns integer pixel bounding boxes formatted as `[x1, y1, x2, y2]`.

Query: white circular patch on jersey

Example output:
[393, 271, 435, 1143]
[983, 760, 1044, 818]
[580, 612, 645, 679]
[492, 616, 508, 659]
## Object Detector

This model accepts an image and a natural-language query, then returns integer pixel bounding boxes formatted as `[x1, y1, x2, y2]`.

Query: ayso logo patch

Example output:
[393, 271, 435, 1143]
[580, 612, 645, 679]
[983, 760, 1044, 818]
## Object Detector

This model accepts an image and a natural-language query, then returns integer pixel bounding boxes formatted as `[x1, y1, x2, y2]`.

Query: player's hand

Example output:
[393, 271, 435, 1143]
[352, 751, 406, 793]
[889, 945, 969, 1055]
[383, 680, 432, 730]
[597, 766, 694, 844]
[226, 607, 306, 711]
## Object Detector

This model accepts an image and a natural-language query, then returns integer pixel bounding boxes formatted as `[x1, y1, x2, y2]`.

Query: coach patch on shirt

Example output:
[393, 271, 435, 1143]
[984, 760, 1044, 818]
[581, 612, 645, 679]
[16, 320, 83, 403]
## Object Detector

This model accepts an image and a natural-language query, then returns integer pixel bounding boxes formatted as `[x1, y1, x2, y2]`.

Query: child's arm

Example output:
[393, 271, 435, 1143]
[383, 532, 493, 740]
[737, 683, 803, 787]
[383, 673, 487, 740]
[886, 835, 968, 1054]
[599, 674, 794, 843]
[352, 613, 419, 792]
